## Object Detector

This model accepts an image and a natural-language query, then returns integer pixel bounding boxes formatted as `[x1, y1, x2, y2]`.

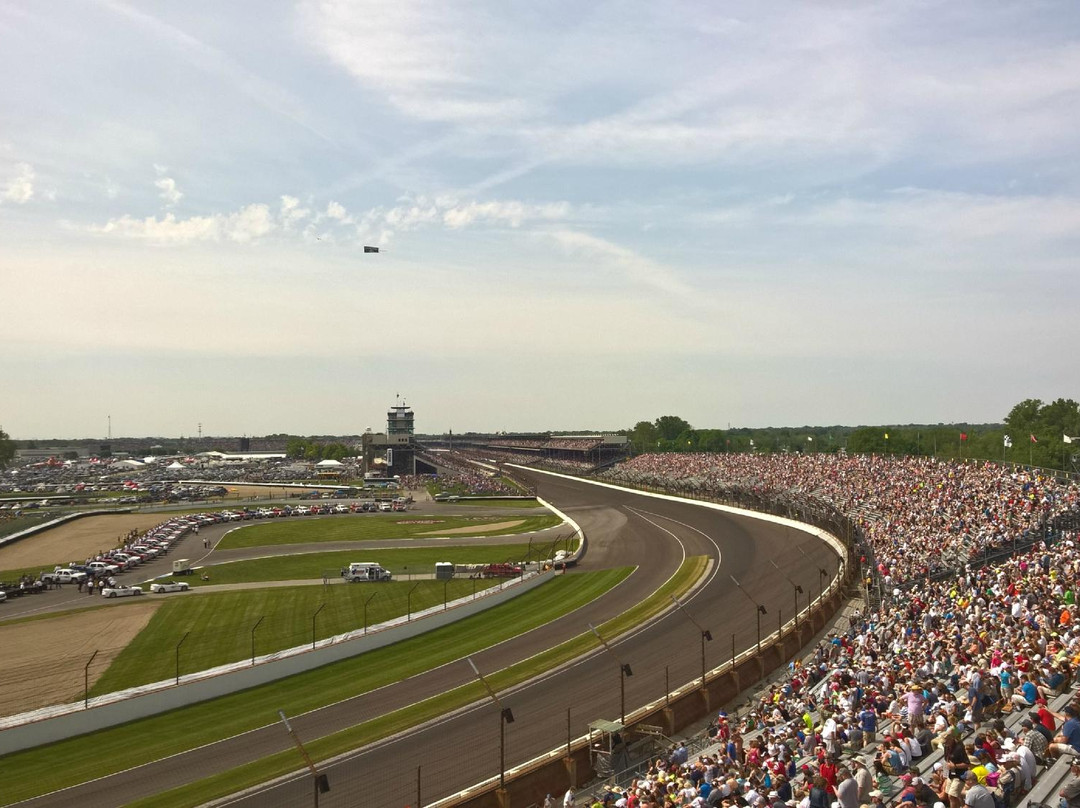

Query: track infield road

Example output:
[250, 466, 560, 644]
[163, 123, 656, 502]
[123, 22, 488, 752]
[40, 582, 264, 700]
[10, 472, 839, 808]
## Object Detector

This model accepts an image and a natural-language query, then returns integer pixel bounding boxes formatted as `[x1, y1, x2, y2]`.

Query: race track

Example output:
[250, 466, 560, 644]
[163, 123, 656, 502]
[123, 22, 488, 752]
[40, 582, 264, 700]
[12, 472, 839, 808]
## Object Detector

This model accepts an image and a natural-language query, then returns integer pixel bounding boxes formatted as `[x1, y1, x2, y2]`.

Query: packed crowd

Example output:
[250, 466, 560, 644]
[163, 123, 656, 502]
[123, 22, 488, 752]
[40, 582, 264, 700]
[413, 452, 521, 496]
[581, 536, 1080, 808]
[599, 454, 1080, 585]
[479, 437, 604, 451]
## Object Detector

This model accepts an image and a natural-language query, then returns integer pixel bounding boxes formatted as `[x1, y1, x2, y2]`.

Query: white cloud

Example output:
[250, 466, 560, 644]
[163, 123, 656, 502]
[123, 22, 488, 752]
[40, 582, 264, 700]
[90, 203, 275, 243]
[544, 229, 692, 299]
[154, 176, 183, 206]
[364, 195, 571, 239]
[442, 200, 569, 229]
[325, 201, 349, 222]
[2, 163, 34, 203]
[280, 195, 310, 228]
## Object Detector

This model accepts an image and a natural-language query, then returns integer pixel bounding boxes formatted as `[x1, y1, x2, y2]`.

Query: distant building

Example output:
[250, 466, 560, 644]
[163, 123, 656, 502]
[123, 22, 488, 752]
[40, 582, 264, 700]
[363, 398, 418, 475]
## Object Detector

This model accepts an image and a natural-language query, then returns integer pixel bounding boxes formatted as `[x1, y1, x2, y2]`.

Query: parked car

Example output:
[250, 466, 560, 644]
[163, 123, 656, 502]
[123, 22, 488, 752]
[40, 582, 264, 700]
[101, 584, 144, 598]
[41, 568, 88, 585]
[149, 581, 191, 593]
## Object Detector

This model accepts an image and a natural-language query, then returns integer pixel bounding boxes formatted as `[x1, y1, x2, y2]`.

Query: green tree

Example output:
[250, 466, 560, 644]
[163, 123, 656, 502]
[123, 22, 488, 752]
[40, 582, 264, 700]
[847, 427, 889, 454]
[654, 415, 692, 442]
[627, 420, 659, 452]
[1005, 399, 1043, 434]
[0, 428, 14, 469]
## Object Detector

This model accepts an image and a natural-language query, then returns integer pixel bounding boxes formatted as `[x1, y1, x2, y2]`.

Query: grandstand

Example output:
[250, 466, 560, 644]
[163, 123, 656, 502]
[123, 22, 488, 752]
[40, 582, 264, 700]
[423, 432, 629, 473]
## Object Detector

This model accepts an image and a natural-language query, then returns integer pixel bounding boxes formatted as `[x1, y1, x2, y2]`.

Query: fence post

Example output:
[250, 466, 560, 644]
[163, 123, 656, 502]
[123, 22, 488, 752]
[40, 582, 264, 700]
[311, 603, 325, 650]
[84, 649, 99, 708]
[175, 631, 189, 685]
[251, 616, 264, 665]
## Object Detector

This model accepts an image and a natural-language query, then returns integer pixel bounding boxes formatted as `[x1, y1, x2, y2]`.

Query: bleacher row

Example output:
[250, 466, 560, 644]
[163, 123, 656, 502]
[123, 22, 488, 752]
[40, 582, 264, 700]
[572, 455, 1080, 808]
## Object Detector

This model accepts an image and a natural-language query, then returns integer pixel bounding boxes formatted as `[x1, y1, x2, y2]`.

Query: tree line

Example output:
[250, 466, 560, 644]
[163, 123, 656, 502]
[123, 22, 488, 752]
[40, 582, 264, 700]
[625, 398, 1080, 471]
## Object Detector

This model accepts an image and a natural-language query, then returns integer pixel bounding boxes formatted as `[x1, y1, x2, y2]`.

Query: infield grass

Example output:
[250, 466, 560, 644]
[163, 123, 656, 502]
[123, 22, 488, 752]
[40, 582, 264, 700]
[217, 513, 563, 550]
[127, 555, 709, 808]
[0, 567, 631, 804]
[164, 538, 578, 587]
[90, 577, 503, 694]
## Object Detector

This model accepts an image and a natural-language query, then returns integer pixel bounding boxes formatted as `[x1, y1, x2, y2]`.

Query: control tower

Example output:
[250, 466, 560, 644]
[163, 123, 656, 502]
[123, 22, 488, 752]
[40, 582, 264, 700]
[387, 398, 414, 438]
[362, 396, 417, 476]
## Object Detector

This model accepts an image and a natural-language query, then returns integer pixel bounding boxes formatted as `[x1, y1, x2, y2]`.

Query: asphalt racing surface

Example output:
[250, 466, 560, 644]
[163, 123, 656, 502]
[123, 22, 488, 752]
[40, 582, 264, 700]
[12, 472, 839, 808]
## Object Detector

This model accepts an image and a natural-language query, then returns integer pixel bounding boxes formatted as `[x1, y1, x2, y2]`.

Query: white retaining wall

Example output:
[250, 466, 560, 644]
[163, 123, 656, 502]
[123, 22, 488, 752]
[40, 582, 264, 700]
[0, 570, 554, 755]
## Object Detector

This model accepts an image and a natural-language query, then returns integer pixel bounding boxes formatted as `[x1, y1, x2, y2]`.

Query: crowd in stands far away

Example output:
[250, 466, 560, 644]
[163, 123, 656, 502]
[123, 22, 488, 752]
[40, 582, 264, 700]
[566, 453, 1080, 808]
[600, 454, 1079, 585]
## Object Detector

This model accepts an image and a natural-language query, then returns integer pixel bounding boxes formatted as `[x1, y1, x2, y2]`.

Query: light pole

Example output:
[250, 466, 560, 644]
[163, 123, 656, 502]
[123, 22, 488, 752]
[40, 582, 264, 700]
[363, 591, 378, 633]
[769, 559, 803, 629]
[589, 623, 633, 724]
[729, 576, 767, 656]
[795, 544, 828, 607]
[467, 657, 514, 791]
[407, 581, 421, 620]
[279, 710, 329, 806]
[671, 595, 712, 687]
[251, 615, 264, 665]
[311, 603, 325, 650]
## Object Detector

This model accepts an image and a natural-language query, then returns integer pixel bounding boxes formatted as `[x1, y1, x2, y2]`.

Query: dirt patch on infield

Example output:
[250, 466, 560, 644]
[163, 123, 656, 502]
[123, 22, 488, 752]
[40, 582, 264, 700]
[0, 514, 172, 571]
[219, 485, 305, 501]
[0, 601, 160, 716]
[419, 520, 525, 536]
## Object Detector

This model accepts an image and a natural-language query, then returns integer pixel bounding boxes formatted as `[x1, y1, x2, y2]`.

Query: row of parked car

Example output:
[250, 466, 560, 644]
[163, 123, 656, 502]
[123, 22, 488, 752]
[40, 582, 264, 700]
[219, 499, 407, 521]
[37, 513, 213, 598]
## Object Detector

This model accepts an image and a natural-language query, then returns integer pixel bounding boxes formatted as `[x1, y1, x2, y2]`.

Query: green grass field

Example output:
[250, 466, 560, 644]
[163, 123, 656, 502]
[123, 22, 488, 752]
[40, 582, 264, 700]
[1, 567, 633, 804]
[165, 539, 577, 587]
[133, 556, 709, 808]
[91, 577, 503, 693]
[217, 512, 563, 549]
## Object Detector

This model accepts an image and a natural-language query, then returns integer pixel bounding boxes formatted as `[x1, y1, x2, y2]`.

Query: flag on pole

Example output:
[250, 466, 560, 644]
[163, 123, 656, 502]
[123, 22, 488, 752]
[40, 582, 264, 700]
[1004, 435, 1013, 448]
[363, 245, 380, 253]
[1030, 434, 1038, 443]
[960, 432, 968, 442]
[1066, 435, 1075, 444]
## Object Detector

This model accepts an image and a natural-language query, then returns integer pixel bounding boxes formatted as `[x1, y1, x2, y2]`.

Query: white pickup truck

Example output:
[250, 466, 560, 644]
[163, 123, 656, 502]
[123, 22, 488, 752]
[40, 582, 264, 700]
[87, 561, 121, 575]
[41, 568, 88, 585]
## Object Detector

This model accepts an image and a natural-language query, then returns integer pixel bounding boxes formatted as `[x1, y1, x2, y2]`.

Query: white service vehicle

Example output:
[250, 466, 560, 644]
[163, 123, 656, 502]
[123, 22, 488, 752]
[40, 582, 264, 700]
[101, 584, 144, 598]
[149, 581, 191, 593]
[87, 561, 121, 575]
[41, 568, 88, 585]
[341, 562, 392, 582]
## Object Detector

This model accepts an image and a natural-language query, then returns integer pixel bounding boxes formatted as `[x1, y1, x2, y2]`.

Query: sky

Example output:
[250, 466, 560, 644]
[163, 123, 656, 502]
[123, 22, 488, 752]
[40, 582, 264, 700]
[2, 1, 1079, 439]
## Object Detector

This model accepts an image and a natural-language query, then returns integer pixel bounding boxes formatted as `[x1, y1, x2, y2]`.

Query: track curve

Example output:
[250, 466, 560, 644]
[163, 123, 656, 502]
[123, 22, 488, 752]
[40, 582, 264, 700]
[11, 472, 839, 808]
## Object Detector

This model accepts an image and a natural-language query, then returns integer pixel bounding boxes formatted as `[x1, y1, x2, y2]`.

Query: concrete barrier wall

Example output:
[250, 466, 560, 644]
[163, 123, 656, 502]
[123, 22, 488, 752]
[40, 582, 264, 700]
[0, 570, 554, 755]
[0, 509, 133, 552]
